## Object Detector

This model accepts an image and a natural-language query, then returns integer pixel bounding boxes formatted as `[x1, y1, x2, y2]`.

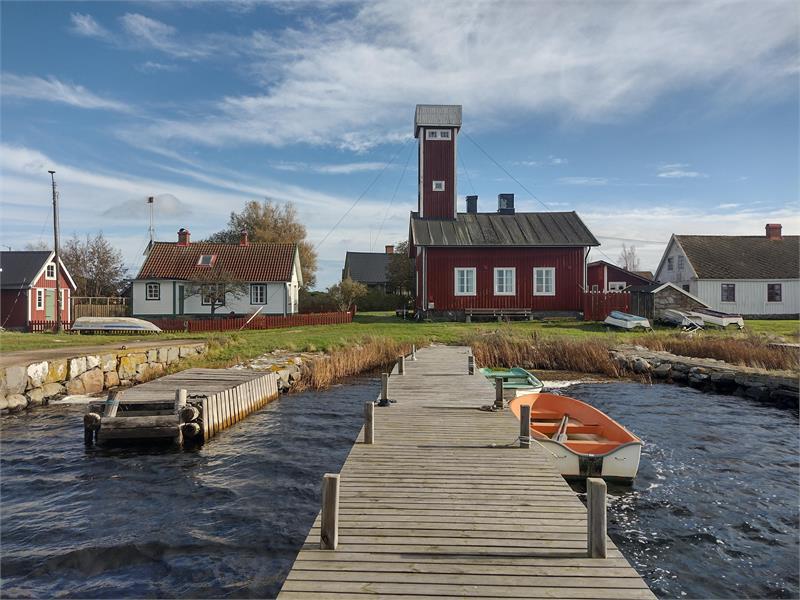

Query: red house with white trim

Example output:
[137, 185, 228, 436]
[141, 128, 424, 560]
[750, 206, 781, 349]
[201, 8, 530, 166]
[408, 104, 600, 318]
[587, 260, 653, 292]
[0, 251, 76, 330]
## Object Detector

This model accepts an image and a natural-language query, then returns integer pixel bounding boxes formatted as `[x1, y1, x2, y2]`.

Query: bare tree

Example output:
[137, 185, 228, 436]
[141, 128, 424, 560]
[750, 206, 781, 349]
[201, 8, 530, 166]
[61, 232, 127, 296]
[24, 241, 50, 251]
[618, 244, 640, 271]
[184, 268, 249, 316]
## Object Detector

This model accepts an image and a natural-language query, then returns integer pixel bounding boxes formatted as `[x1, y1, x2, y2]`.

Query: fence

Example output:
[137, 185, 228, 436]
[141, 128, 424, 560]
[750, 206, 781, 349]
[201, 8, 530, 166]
[72, 297, 130, 318]
[29, 320, 73, 332]
[582, 291, 630, 321]
[150, 311, 353, 333]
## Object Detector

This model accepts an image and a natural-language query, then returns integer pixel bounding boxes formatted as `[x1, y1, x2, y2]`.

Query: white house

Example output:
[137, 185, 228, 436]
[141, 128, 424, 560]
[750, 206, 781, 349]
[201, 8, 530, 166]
[654, 223, 799, 318]
[132, 229, 302, 318]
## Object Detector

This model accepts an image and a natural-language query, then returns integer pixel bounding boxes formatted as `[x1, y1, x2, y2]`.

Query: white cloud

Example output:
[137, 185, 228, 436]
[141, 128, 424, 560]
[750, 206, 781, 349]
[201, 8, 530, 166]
[270, 160, 387, 174]
[516, 156, 569, 167]
[558, 177, 609, 186]
[717, 202, 740, 208]
[69, 13, 110, 39]
[137, 61, 179, 73]
[120, 13, 212, 59]
[1, 73, 131, 112]
[657, 163, 708, 178]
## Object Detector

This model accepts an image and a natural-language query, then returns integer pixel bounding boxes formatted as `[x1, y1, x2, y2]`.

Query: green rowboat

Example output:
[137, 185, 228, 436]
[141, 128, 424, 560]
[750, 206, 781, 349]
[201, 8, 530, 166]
[479, 367, 544, 398]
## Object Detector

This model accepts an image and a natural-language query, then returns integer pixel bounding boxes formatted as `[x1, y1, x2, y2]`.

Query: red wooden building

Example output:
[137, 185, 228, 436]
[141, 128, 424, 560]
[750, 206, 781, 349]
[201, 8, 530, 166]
[408, 104, 600, 318]
[0, 251, 76, 330]
[586, 260, 653, 292]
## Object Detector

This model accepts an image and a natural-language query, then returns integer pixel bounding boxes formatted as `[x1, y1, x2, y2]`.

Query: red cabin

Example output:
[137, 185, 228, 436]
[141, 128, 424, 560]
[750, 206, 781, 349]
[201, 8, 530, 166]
[0, 251, 76, 330]
[408, 104, 600, 318]
[586, 260, 653, 292]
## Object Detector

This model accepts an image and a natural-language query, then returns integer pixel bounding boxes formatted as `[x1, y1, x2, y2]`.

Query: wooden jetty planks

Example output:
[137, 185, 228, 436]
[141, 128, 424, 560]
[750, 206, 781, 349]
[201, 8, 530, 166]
[278, 345, 655, 599]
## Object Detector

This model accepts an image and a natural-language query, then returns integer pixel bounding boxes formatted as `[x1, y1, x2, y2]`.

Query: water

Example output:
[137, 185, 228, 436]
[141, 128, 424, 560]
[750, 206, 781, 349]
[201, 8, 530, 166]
[1, 379, 798, 599]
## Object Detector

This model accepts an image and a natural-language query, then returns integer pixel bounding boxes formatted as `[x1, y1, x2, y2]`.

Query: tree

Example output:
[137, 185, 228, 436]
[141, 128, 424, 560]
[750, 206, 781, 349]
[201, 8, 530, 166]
[386, 240, 414, 296]
[206, 199, 318, 288]
[618, 244, 640, 272]
[183, 267, 249, 316]
[61, 232, 127, 296]
[24, 241, 50, 251]
[327, 278, 368, 312]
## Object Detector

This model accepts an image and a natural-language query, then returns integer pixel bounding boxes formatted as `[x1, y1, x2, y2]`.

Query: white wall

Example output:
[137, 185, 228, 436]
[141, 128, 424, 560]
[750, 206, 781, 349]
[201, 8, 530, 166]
[133, 280, 291, 316]
[696, 279, 799, 316]
[132, 280, 174, 316]
[655, 238, 697, 287]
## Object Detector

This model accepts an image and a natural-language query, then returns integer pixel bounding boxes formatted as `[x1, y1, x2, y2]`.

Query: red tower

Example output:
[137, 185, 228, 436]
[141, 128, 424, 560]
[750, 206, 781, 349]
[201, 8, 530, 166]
[414, 104, 461, 219]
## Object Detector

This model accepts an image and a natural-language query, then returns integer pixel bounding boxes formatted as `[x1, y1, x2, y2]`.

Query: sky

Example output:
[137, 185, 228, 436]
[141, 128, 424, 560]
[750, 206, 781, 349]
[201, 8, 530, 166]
[1, 0, 798, 289]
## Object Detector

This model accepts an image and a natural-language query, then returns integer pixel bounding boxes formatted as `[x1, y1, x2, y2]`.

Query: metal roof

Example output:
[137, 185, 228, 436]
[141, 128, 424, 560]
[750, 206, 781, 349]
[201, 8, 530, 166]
[343, 252, 391, 284]
[410, 212, 599, 247]
[674, 234, 799, 279]
[414, 104, 462, 137]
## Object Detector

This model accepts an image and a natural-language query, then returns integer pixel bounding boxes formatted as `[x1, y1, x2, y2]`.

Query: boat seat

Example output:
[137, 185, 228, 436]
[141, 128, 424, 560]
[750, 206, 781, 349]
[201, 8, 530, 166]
[563, 441, 623, 454]
[531, 411, 564, 420]
[533, 423, 601, 435]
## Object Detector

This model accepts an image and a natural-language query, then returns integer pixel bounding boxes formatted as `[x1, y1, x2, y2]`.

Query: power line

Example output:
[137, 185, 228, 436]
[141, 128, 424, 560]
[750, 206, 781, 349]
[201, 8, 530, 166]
[374, 142, 414, 250]
[458, 151, 477, 196]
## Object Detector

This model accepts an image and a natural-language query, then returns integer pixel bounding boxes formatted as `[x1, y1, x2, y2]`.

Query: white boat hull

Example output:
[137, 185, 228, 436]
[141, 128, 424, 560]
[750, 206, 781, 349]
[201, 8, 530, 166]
[604, 315, 651, 330]
[533, 438, 642, 481]
[688, 311, 744, 329]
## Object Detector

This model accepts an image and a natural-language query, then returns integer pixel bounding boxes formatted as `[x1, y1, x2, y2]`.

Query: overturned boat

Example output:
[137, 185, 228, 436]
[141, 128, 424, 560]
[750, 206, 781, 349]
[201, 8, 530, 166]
[479, 367, 543, 399]
[604, 310, 651, 330]
[71, 317, 162, 333]
[510, 392, 642, 481]
[688, 307, 744, 329]
[660, 309, 704, 331]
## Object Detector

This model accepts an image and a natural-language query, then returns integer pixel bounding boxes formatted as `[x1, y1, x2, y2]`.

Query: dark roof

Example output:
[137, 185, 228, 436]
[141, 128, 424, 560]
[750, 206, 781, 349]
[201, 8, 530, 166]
[414, 104, 462, 136]
[634, 271, 654, 281]
[410, 212, 599, 247]
[343, 252, 390, 284]
[629, 281, 709, 307]
[0, 251, 52, 289]
[587, 260, 653, 284]
[675, 235, 799, 279]
[136, 242, 298, 282]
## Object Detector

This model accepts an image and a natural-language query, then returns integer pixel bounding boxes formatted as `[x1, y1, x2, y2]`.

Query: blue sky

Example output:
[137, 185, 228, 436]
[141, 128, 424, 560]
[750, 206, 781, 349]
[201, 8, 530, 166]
[1, 0, 798, 288]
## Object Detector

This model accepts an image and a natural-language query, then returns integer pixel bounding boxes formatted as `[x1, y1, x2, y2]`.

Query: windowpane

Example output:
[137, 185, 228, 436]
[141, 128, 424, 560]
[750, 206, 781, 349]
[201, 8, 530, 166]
[251, 284, 266, 304]
[667, 257, 674, 270]
[455, 268, 475, 295]
[36, 289, 44, 309]
[46, 264, 55, 278]
[677, 256, 685, 270]
[533, 268, 555, 295]
[767, 283, 782, 302]
[146, 282, 160, 300]
[721, 283, 735, 302]
[494, 268, 515, 295]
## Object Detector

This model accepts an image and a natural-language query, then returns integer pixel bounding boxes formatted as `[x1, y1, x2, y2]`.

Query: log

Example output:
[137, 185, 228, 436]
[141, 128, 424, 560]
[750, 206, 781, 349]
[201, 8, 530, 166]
[101, 415, 179, 428]
[179, 405, 200, 423]
[320, 473, 340, 550]
[181, 422, 201, 438]
[98, 426, 180, 440]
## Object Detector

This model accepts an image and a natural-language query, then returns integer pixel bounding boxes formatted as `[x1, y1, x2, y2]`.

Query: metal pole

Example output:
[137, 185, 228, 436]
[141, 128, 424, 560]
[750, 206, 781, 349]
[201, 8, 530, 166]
[49, 171, 63, 333]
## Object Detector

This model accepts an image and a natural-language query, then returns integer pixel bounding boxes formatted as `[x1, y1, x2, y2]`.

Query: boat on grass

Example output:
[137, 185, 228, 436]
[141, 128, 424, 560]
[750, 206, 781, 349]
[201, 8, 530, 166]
[71, 317, 162, 333]
[479, 367, 543, 399]
[604, 310, 651, 330]
[688, 307, 744, 329]
[660, 309, 704, 331]
[510, 392, 642, 481]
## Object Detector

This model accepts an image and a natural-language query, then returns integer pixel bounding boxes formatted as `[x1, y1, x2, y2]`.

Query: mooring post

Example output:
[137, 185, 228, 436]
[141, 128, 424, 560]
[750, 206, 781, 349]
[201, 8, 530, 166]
[519, 404, 531, 448]
[83, 407, 101, 445]
[494, 377, 504, 410]
[411, 345, 417, 361]
[364, 401, 374, 444]
[174, 388, 187, 413]
[398, 355, 405, 375]
[379, 373, 389, 406]
[587, 477, 608, 558]
[320, 473, 340, 550]
[468, 354, 475, 375]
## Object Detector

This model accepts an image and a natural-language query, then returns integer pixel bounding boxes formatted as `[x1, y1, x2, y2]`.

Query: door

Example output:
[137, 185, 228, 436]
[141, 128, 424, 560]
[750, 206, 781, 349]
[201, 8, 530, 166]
[45, 289, 56, 320]
[177, 285, 185, 315]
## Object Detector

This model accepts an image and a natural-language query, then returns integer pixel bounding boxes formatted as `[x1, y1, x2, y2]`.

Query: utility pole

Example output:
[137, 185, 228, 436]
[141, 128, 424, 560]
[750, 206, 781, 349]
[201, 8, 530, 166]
[49, 170, 63, 333]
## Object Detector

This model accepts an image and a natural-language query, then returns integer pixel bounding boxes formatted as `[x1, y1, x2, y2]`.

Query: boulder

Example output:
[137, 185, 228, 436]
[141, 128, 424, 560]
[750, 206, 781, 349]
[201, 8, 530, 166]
[6, 394, 28, 412]
[0, 396, 8, 412]
[65, 378, 86, 396]
[46, 359, 68, 383]
[79, 368, 104, 394]
[5, 366, 27, 395]
[769, 388, 799, 408]
[118, 354, 146, 380]
[119, 379, 132, 387]
[652, 363, 672, 378]
[104, 371, 120, 388]
[632, 358, 650, 374]
[179, 346, 193, 358]
[69, 356, 87, 379]
[710, 371, 736, 384]
[26, 387, 46, 406]
[147, 349, 158, 363]
[26, 361, 50, 389]
[100, 354, 117, 372]
[41, 382, 66, 399]
[157, 348, 169, 363]
[167, 347, 180, 364]
[86, 355, 101, 370]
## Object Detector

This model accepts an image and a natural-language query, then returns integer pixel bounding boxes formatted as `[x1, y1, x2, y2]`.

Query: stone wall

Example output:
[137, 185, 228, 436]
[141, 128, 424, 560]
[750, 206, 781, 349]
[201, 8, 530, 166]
[0, 343, 207, 414]
[654, 287, 706, 320]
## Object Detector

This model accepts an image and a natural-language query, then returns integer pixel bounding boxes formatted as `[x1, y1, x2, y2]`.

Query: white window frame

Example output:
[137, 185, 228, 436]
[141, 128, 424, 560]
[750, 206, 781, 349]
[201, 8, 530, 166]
[145, 282, 160, 301]
[667, 257, 674, 271]
[425, 128, 451, 140]
[36, 288, 44, 309]
[201, 284, 225, 305]
[432, 180, 445, 192]
[608, 281, 627, 292]
[766, 283, 782, 303]
[494, 267, 516, 296]
[533, 267, 555, 296]
[45, 263, 56, 280]
[197, 254, 216, 267]
[677, 255, 685, 270]
[250, 283, 267, 305]
[454, 268, 476, 297]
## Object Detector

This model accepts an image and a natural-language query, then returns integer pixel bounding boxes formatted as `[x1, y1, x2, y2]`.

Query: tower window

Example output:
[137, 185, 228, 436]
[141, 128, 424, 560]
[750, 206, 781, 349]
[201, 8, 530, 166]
[432, 181, 445, 191]
[425, 129, 452, 140]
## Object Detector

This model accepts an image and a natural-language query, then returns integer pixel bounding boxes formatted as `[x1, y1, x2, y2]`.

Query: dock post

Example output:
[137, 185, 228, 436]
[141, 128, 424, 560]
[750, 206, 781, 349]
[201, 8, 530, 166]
[587, 477, 608, 558]
[320, 473, 340, 550]
[379, 373, 390, 407]
[494, 377, 504, 410]
[83, 408, 101, 445]
[398, 355, 405, 375]
[412, 345, 417, 360]
[364, 401, 374, 444]
[468, 355, 475, 375]
[104, 390, 121, 417]
[174, 388, 187, 412]
[519, 404, 531, 448]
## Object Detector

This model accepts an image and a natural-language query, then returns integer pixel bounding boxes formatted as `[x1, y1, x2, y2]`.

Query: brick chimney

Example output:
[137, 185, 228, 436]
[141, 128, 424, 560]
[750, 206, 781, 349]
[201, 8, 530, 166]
[766, 223, 782, 240]
[385, 245, 394, 254]
[239, 230, 250, 246]
[177, 228, 190, 246]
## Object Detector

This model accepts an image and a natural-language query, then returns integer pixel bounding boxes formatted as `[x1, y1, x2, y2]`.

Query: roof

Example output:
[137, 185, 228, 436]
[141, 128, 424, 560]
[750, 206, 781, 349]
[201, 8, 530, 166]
[136, 242, 299, 282]
[414, 104, 462, 137]
[343, 252, 391, 284]
[587, 260, 653, 284]
[674, 235, 799, 279]
[634, 271, 654, 281]
[410, 212, 599, 247]
[629, 281, 709, 307]
[0, 251, 77, 290]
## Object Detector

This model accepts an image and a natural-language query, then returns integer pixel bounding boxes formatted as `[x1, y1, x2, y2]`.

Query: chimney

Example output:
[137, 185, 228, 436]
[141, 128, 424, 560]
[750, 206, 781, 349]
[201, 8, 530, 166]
[177, 228, 191, 246]
[466, 195, 478, 214]
[766, 223, 782, 240]
[239, 230, 250, 246]
[385, 245, 394, 255]
[498, 193, 515, 215]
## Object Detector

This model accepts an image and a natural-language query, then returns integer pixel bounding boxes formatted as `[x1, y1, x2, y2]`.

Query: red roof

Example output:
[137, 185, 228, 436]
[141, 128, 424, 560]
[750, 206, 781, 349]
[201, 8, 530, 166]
[136, 242, 297, 282]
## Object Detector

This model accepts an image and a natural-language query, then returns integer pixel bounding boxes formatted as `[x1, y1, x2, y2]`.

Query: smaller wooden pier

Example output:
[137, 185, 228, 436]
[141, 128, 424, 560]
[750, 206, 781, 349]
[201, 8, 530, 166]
[83, 368, 278, 447]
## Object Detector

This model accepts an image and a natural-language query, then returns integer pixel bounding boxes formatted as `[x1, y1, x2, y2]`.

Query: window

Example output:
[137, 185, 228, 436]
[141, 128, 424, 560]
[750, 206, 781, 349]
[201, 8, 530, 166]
[432, 180, 445, 191]
[667, 257, 674, 271]
[533, 267, 555, 296]
[250, 284, 267, 304]
[454, 268, 476, 296]
[721, 283, 735, 302]
[677, 256, 685, 270]
[202, 284, 225, 305]
[494, 268, 516, 295]
[36, 289, 44, 309]
[425, 128, 451, 140]
[591, 284, 599, 292]
[439, 129, 451, 139]
[767, 283, 782, 302]
[682, 284, 690, 292]
[608, 281, 627, 292]
[197, 255, 216, 267]
[145, 282, 160, 301]
[45, 263, 56, 279]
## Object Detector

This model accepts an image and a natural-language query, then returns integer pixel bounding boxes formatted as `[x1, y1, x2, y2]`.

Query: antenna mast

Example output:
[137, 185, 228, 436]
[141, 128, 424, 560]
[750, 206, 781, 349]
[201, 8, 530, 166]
[49, 170, 63, 333]
[147, 196, 155, 247]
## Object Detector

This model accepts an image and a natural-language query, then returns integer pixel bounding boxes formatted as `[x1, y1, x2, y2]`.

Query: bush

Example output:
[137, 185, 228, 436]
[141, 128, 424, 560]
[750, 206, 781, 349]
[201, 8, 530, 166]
[299, 289, 337, 313]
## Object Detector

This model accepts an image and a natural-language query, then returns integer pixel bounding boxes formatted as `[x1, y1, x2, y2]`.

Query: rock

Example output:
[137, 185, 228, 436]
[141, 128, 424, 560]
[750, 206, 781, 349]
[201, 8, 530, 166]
[69, 356, 87, 379]
[26, 387, 46, 406]
[100, 354, 117, 372]
[745, 385, 770, 402]
[167, 347, 180, 364]
[5, 366, 27, 395]
[769, 388, 799, 408]
[46, 359, 68, 383]
[26, 361, 49, 389]
[6, 394, 29, 412]
[671, 370, 688, 382]
[65, 378, 85, 395]
[671, 363, 689, 372]
[632, 358, 650, 374]
[652, 363, 672, 378]
[41, 382, 66, 398]
[292, 357, 303, 366]
[147, 349, 158, 363]
[179, 346, 193, 358]
[0, 396, 8, 411]
[104, 371, 120, 388]
[157, 348, 169, 363]
[79, 368, 104, 394]
[710, 371, 736, 384]
[119, 379, 132, 387]
[86, 355, 101, 370]
[118, 353, 146, 380]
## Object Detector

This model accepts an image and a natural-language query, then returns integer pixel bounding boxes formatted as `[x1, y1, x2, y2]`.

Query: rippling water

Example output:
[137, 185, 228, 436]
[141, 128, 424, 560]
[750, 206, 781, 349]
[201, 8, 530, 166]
[1, 378, 798, 599]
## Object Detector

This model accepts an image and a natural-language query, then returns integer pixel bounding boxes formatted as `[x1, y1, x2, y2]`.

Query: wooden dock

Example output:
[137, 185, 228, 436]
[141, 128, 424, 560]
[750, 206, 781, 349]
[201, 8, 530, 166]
[278, 345, 655, 599]
[85, 368, 278, 446]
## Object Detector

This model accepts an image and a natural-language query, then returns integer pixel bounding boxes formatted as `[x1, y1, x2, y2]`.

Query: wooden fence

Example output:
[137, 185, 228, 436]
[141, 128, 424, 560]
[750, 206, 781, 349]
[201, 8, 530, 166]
[582, 291, 630, 321]
[71, 297, 130, 318]
[29, 320, 73, 332]
[150, 311, 353, 333]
